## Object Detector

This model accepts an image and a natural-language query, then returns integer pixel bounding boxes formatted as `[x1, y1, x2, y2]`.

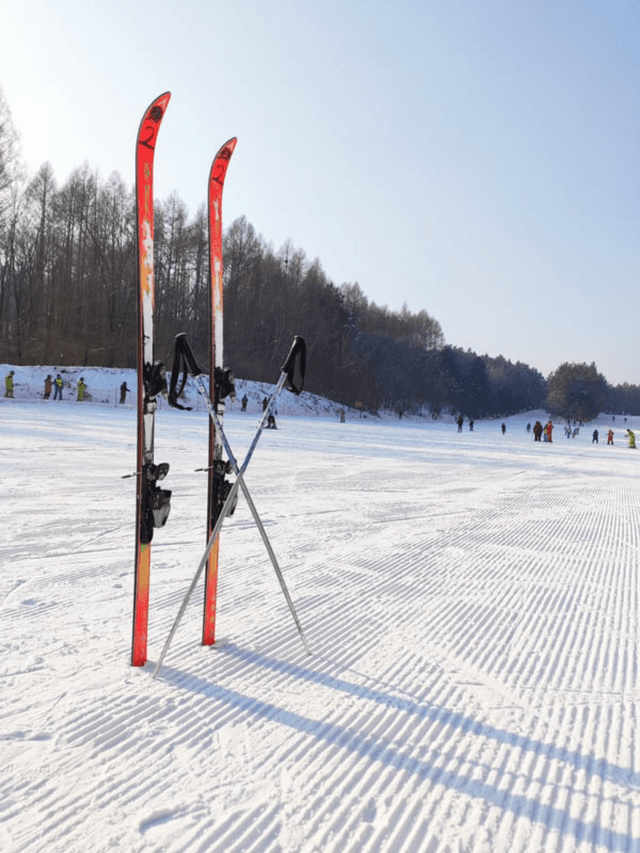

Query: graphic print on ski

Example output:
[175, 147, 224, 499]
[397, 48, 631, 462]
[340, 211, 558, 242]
[132, 92, 171, 667]
[204, 137, 238, 646]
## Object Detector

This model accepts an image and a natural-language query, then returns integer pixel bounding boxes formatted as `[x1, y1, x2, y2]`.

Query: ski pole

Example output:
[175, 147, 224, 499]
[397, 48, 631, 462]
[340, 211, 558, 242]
[153, 336, 309, 678]
[181, 357, 311, 654]
[152, 365, 305, 678]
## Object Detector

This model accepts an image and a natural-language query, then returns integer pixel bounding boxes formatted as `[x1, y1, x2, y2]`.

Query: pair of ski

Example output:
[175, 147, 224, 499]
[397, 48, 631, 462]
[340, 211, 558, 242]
[131, 92, 308, 670]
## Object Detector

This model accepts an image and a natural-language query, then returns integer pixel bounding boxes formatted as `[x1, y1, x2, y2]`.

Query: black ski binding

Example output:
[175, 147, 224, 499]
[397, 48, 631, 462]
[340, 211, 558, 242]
[215, 366, 236, 405]
[139, 461, 172, 544]
[209, 459, 237, 521]
[146, 462, 169, 482]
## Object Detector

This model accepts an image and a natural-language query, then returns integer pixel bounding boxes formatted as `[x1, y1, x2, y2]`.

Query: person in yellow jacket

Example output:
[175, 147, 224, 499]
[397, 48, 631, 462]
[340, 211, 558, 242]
[77, 378, 86, 402]
[5, 370, 14, 398]
[53, 374, 63, 401]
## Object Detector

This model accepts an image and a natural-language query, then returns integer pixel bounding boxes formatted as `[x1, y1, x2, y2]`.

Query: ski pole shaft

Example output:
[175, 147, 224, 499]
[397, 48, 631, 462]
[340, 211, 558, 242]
[234, 475, 311, 654]
[196, 369, 310, 648]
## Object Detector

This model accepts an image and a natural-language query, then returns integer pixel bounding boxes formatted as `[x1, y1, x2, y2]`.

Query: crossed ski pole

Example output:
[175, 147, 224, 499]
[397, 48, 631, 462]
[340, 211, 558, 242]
[153, 335, 310, 679]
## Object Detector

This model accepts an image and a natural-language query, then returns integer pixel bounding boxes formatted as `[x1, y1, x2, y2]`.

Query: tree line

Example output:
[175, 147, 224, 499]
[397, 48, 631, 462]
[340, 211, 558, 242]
[0, 87, 636, 420]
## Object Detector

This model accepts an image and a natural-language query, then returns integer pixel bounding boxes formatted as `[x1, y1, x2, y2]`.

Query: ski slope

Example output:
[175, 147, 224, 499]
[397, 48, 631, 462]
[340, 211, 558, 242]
[2, 395, 640, 853]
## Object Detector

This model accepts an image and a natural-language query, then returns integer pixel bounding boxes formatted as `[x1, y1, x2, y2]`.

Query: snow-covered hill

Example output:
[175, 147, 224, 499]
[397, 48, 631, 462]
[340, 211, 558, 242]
[0, 363, 363, 420]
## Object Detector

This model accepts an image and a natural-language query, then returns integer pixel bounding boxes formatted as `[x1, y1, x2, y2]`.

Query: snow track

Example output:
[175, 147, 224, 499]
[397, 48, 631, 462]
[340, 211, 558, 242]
[2, 402, 640, 852]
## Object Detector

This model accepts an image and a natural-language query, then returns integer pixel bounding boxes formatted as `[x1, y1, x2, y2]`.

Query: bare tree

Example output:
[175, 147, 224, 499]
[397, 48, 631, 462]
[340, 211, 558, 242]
[0, 86, 22, 226]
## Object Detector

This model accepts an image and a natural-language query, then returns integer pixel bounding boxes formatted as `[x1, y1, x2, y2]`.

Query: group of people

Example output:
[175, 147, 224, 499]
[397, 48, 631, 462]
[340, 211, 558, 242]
[42, 374, 76, 400]
[456, 415, 475, 432]
[4, 371, 85, 401]
[457, 416, 636, 449]
[4, 372, 134, 403]
[528, 418, 636, 448]
[531, 420, 554, 442]
[591, 429, 616, 445]
[43, 374, 85, 401]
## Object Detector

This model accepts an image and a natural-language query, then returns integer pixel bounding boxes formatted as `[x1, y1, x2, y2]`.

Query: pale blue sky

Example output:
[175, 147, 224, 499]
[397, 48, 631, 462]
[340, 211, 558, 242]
[2, 0, 640, 384]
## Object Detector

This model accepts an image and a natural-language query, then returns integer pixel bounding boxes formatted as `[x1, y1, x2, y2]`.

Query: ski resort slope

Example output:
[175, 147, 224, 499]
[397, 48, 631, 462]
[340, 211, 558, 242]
[2, 399, 640, 853]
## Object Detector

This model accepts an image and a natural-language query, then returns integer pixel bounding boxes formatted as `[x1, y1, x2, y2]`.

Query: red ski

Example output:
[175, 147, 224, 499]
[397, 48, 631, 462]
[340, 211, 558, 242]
[132, 92, 172, 666]
[203, 138, 238, 646]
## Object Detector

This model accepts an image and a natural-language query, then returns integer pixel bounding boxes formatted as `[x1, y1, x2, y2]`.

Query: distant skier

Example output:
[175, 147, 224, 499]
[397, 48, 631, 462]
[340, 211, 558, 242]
[533, 420, 543, 441]
[77, 378, 86, 402]
[267, 414, 277, 429]
[457, 415, 464, 433]
[120, 381, 130, 404]
[241, 394, 248, 412]
[501, 423, 506, 435]
[526, 423, 531, 434]
[262, 397, 268, 412]
[43, 375, 52, 400]
[545, 421, 553, 443]
[627, 429, 636, 449]
[54, 374, 63, 401]
[592, 429, 598, 444]
[607, 429, 614, 445]
[4, 370, 14, 398]
[469, 420, 474, 431]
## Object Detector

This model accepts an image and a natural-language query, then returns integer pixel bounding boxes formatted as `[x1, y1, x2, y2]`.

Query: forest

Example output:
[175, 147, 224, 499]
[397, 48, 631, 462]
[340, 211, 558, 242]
[0, 88, 637, 420]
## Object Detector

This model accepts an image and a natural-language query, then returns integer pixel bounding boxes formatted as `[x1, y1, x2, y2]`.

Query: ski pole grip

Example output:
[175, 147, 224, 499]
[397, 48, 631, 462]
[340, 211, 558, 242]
[281, 335, 306, 395]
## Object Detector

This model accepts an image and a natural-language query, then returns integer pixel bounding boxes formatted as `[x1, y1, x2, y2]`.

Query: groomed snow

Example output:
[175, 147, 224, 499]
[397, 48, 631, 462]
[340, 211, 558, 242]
[2, 382, 640, 853]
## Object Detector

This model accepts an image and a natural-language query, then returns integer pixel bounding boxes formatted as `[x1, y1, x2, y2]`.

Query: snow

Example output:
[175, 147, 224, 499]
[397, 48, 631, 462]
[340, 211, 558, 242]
[2, 369, 640, 853]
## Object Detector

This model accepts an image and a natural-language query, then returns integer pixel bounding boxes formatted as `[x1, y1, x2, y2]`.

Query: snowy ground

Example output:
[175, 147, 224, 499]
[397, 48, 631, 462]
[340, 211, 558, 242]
[2, 389, 640, 853]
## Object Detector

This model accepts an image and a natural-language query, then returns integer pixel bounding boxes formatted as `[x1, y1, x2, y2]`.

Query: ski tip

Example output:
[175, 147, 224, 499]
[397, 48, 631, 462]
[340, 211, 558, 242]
[208, 139, 238, 196]
[145, 91, 171, 115]
[213, 137, 238, 164]
[137, 92, 172, 150]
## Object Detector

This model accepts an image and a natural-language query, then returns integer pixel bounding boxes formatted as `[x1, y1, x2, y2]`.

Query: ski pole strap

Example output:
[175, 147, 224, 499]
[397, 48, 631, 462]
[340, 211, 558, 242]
[168, 332, 205, 409]
[281, 335, 306, 395]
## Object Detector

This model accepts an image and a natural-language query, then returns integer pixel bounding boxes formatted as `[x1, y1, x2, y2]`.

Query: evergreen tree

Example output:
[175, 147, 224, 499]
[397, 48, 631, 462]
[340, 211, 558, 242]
[546, 362, 607, 422]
